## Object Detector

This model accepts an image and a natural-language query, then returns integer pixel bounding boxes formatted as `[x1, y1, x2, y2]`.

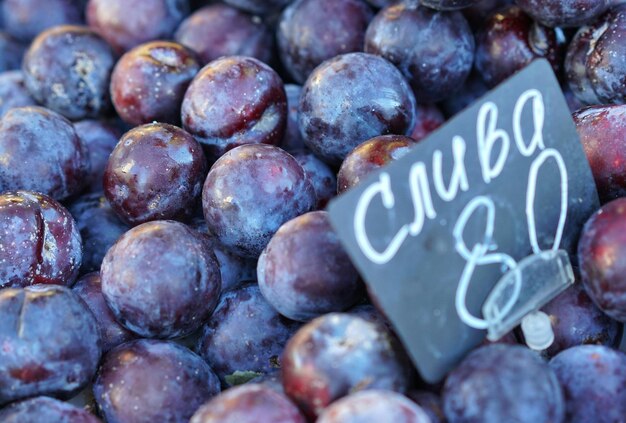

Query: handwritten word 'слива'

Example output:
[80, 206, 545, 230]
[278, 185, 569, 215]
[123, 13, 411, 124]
[353, 89, 568, 329]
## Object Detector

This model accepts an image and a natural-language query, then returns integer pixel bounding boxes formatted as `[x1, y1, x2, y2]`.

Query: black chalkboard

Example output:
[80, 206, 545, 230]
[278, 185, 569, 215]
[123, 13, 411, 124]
[327, 60, 600, 383]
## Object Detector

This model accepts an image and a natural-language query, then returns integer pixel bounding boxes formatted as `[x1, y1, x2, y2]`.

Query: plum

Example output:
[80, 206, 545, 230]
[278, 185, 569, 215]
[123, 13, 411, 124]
[0, 285, 101, 406]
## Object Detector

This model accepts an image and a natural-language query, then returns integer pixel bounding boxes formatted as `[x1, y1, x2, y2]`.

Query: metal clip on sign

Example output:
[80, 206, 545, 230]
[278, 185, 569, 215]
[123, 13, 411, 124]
[482, 250, 575, 350]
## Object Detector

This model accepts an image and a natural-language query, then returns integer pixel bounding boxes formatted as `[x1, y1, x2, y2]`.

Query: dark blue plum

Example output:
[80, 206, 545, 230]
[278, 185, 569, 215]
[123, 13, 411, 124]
[190, 218, 257, 293]
[292, 150, 336, 209]
[175, 4, 274, 66]
[516, 0, 610, 27]
[443, 344, 564, 423]
[94, 339, 220, 423]
[407, 391, 446, 423]
[299, 53, 416, 166]
[0, 285, 101, 406]
[22, 26, 115, 120]
[538, 283, 622, 358]
[202, 144, 316, 258]
[223, 0, 292, 15]
[565, 8, 626, 105]
[0, 32, 25, 72]
[365, 2, 474, 103]
[73, 120, 121, 194]
[0, 71, 36, 119]
[258, 211, 362, 321]
[277, 0, 373, 84]
[87, 0, 188, 54]
[100, 220, 221, 338]
[2, 0, 85, 42]
[73, 272, 136, 353]
[440, 71, 489, 117]
[549, 345, 626, 423]
[68, 193, 130, 274]
[196, 284, 301, 387]
[280, 84, 307, 153]
[0, 107, 90, 201]
[0, 396, 100, 423]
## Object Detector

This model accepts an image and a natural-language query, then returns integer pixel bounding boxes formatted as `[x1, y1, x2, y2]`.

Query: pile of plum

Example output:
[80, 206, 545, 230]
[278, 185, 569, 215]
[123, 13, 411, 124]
[1, 0, 626, 422]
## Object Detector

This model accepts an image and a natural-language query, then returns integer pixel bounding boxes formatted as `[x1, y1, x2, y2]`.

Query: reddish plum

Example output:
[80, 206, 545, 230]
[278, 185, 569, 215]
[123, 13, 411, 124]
[574, 105, 626, 203]
[299, 52, 416, 165]
[565, 7, 626, 105]
[578, 198, 626, 322]
[190, 384, 306, 423]
[202, 144, 316, 258]
[475, 6, 564, 88]
[281, 313, 412, 419]
[104, 123, 207, 225]
[410, 104, 445, 141]
[0, 191, 82, 289]
[337, 135, 416, 194]
[317, 390, 432, 423]
[182, 56, 287, 161]
[0, 285, 101, 406]
[111, 41, 200, 126]
[100, 220, 221, 338]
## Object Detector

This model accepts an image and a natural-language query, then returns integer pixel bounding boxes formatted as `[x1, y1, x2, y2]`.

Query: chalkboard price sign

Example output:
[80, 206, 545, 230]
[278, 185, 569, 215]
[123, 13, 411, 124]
[327, 59, 600, 383]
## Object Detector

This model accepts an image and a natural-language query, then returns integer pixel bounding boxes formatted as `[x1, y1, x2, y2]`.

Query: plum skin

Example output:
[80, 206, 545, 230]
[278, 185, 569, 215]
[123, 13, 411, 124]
[93, 339, 220, 423]
[100, 220, 221, 339]
[578, 198, 626, 322]
[0, 190, 83, 289]
[0, 285, 101, 406]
